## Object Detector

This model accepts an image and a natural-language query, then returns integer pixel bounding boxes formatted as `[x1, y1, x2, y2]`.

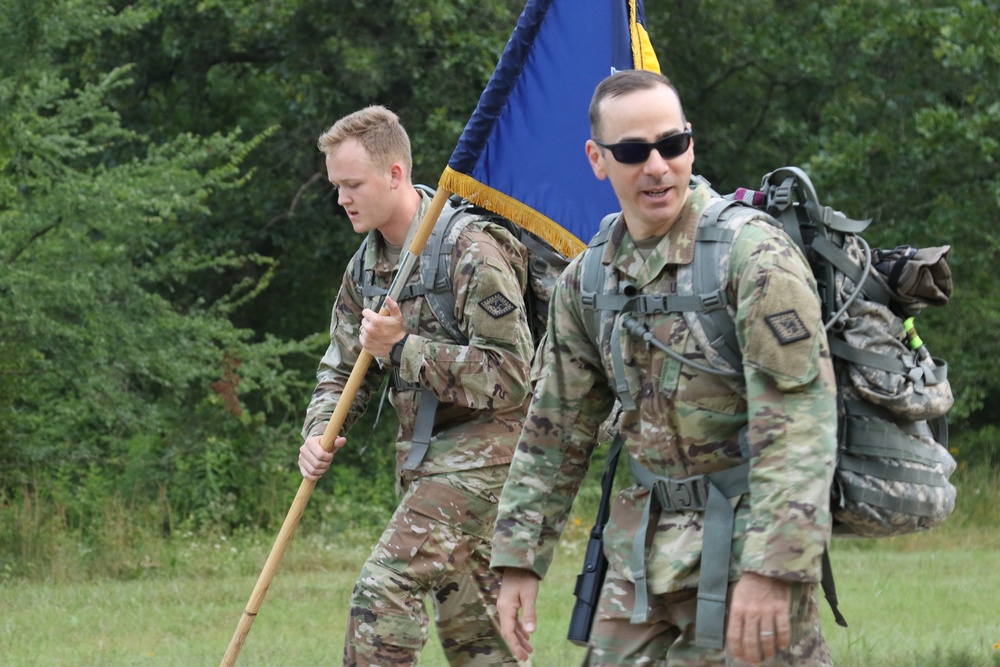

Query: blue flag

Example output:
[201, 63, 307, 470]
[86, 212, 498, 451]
[441, 0, 660, 258]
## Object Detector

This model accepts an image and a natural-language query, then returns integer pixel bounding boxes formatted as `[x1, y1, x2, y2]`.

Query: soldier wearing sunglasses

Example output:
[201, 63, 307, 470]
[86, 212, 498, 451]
[491, 69, 837, 667]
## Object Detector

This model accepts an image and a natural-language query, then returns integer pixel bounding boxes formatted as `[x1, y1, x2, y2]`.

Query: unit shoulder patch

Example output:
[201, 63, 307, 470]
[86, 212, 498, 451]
[764, 309, 811, 345]
[479, 292, 517, 319]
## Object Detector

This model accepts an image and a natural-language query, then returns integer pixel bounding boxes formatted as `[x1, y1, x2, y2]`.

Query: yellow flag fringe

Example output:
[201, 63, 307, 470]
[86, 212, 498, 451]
[440, 166, 587, 259]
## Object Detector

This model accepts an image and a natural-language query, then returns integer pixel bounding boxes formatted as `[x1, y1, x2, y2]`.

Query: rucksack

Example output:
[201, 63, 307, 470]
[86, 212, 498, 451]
[352, 184, 571, 469]
[576, 166, 956, 639]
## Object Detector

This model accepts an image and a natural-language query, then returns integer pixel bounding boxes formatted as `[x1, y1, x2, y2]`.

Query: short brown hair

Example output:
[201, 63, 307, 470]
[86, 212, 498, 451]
[588, 70, 684, 140]
[317, 105, 412, 175]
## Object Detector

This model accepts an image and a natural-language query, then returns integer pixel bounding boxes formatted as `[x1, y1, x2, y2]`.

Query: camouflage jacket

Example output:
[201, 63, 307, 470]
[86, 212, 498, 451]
[302, 191, 534, 478]
[491, 184, 837, 593]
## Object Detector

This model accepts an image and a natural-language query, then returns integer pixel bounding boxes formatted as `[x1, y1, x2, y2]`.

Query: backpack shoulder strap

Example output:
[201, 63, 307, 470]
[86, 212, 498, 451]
[579, 212, 622, 352]
[418, 195, 475, 346]
[350, 236, 369, 295]
[677, 199, 773, 375]
[400, 188, 475, 471]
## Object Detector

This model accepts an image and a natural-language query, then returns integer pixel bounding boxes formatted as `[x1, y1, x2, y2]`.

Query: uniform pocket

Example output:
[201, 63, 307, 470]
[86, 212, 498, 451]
[373, 510, 434, 576]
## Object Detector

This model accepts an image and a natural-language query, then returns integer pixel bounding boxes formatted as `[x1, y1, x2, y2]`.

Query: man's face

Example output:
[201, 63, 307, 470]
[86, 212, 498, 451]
[325, 138, 396, 236]
[586, 84, 694, 239]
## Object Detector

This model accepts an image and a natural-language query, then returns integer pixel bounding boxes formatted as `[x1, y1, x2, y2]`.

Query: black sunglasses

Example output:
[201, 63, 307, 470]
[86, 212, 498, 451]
[594, 130, 692, 165]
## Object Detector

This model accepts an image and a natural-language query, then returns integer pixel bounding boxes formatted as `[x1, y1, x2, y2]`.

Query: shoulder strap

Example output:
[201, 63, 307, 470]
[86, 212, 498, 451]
[678, 199, 756, 374]
[354, 184, 473, 346]
[418, 197, 474, 346]
[578, 213, 638, 408]
[400, 188, 477, 471]
[350, 235, 373, 299]
[579, 212, 620, 349]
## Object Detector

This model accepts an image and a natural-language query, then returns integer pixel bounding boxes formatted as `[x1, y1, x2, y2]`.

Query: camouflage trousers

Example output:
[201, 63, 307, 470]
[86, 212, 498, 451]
[344, 466, 520, 667]
[583, 565, 832, 667]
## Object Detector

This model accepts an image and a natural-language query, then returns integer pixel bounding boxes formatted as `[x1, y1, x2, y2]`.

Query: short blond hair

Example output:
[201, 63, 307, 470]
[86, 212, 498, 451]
[317, 105, 413, 175]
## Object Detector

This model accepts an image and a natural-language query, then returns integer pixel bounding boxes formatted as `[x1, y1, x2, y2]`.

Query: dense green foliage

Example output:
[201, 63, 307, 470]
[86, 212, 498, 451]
[1, 0, 998, 550]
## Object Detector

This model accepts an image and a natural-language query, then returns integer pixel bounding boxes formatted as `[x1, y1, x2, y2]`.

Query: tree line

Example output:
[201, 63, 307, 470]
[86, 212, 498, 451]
[2, 0, 998, 538]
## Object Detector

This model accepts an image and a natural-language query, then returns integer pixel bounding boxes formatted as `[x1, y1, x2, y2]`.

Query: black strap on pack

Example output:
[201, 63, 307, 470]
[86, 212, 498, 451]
[821, 549, 848, 627]
[567, 434, 624, 646]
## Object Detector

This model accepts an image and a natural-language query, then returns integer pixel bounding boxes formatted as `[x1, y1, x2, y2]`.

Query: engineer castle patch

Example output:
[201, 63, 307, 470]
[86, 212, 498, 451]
[479, 292, 517, 319]
[764, 309, 811, 345]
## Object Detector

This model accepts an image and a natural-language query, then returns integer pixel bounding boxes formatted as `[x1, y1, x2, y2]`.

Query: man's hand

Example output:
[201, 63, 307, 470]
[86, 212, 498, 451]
[725, 572, 792, 666]
[298, 434, 346, 481]
[360, 296, 406, 359]
[496, 567, 540, 662]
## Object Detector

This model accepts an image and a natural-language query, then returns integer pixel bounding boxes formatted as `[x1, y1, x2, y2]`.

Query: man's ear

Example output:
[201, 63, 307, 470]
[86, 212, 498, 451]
[585, 140, 608, 181]
[388, 162, 405, 189]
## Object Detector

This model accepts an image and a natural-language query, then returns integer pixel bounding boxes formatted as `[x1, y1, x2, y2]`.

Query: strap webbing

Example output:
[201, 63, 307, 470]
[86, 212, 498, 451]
[838, 454, 948, 487]
[691, 202, 742, 371]
[402, 389, 439, 470]
[627, 456, 750, 649]
[811, 234, 893, 306]
[844, 416, 953, 468]
[840, 481, 944, 517]
[829, 337, 909, 375]
[821, 549, 848, 627]
[610, 312, 636, 411]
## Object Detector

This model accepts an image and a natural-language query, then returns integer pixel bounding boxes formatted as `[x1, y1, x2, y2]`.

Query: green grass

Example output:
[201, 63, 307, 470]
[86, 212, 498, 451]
[1, 468, 999, 666]
[2, 520, 999, 666]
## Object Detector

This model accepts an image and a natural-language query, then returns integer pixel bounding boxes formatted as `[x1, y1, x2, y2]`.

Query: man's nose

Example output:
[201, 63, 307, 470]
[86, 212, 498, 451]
[642, 148, 672, 176]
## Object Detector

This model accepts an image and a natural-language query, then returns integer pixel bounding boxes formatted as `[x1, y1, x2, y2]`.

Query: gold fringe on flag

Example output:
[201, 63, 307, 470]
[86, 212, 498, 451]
[628, 0, 661, 73]
[440, 166, 587, 259]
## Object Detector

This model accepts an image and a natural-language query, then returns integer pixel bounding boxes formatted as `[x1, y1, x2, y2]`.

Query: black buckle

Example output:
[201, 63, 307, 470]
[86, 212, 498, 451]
[653, 475, 709, 511]
[391, 369, 420, 391]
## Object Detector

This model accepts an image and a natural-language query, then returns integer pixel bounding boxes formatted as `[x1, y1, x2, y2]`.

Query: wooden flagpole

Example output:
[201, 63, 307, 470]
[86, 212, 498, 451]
[219, 187, 452, 666]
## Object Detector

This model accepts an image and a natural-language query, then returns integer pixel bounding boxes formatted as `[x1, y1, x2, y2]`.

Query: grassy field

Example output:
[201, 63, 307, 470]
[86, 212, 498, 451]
[2, 472, 999, 666]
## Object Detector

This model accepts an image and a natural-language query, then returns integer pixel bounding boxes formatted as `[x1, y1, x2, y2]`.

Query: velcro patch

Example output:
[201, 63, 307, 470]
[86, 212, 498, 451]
[764, 310, 811, 345]
[478, 292, 517, 319]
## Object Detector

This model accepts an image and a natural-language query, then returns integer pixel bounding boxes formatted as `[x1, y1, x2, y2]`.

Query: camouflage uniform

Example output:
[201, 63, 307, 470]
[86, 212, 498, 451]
[304, 191, 533, 666]
[491, 184, 838, 666]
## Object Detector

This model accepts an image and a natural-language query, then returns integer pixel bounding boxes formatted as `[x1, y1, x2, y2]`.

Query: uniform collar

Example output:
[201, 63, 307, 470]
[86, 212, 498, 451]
[366, 188, 433, 270]
[603, 183, 713, 288]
